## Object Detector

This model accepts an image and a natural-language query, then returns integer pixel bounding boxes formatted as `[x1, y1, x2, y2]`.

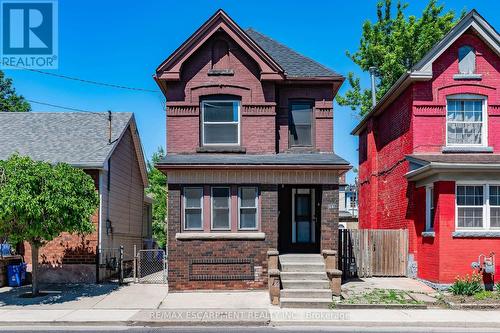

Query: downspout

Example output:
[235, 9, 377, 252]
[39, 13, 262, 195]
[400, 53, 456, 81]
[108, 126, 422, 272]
[369, 66, 377, 108]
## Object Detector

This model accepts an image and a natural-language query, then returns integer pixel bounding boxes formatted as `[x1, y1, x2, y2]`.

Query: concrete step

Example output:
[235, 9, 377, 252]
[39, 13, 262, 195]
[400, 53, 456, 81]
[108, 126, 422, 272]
[280, 262, 325, 272]
[281, 279, 330, 289]
[280, 272, 328, 281]
[279, 254, 324, 264]
[280, 288, 332, 299]
[280, 297, 332, 309]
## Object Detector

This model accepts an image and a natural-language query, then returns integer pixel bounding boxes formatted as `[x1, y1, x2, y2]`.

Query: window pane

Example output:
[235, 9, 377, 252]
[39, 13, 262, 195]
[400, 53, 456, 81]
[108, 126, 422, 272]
[212, 187, 229, 208]
[240, 208, 257, 229]
[240, 187, 257, 207]
[490, 185, 500, 206]
[447, 99, 483, 145]
[458, 46, 476, 74]
[457, 207, 483, 228]
[185, 209, 202, 229]
[185, 188, 202, 208]
[290, 125, 312, 146]
[291, 104, 312, 125]
[204, 123, 238, 144]
[213, 208, 230, 229]
[203, 101, 238, 122]
[491, 207, 500, 228]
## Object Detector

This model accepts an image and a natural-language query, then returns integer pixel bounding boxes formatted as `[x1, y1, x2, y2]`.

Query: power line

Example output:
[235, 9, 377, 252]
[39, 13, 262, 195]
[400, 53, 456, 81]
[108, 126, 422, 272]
[27, 99, 107, 115]
[4, 63, 160, 93]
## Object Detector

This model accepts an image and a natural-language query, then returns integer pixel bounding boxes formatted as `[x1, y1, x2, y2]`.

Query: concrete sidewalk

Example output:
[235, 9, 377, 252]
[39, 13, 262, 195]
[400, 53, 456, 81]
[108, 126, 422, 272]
[0, 308, 500, 328]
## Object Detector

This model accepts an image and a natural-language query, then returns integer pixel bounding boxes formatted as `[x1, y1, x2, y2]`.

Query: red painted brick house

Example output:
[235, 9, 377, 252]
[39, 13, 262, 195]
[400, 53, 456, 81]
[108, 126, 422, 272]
[155, 10, 350, 291]
[353, 10, 500, 286]
[0, 112, 150, 283]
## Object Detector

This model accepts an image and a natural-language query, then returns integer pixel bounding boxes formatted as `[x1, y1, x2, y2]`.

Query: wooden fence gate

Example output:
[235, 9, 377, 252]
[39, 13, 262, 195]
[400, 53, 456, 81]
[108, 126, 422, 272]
[338, 229, 408, 281]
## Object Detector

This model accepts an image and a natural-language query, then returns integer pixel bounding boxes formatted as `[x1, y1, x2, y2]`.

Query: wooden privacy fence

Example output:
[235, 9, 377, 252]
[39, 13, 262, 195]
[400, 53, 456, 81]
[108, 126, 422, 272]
[338, 229, 409, 280]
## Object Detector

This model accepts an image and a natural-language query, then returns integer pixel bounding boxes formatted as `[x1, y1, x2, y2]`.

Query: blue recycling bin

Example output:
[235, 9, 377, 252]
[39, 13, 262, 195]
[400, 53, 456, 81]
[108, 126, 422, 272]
[7, 263, 26, 287]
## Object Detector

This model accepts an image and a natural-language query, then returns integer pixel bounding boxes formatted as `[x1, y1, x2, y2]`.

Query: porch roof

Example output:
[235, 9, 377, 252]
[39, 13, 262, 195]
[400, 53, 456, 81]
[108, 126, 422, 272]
[157, 153, 350, 169]
[405, 154, 500, 183]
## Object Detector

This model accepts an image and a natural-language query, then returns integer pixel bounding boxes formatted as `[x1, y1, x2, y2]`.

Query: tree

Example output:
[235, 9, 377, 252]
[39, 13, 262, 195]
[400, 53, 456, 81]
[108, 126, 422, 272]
[0, 71, 31, 112]
[337, 0, 461, 116]
[146, 147, 167, 249]
[0, 154, 99, 295]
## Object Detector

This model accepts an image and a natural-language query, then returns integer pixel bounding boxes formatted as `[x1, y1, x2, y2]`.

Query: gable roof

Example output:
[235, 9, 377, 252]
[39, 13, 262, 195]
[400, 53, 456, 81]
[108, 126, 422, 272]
[352, 10, 500, 135]
[154, 9, 342, 85]
[245, 28, 342, 79]
[0, 112, 148, 185]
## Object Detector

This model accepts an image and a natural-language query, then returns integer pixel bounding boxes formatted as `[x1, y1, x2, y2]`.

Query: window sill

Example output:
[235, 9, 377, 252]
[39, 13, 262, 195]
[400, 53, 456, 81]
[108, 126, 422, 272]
[207, 69, 234, 76]
[453, 73, 482, 80]
[442, 146, 493, 154]
[175, 232, 265, 240]
[421, 231, 435, 238]
[452, 231, 500, 238]
[196, 146, 246, 153]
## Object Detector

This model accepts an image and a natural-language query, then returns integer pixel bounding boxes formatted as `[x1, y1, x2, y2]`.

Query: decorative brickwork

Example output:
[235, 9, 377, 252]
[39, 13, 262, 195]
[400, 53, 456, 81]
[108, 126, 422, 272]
[189, 258, 254, 281]
[321, 184, 339, 252]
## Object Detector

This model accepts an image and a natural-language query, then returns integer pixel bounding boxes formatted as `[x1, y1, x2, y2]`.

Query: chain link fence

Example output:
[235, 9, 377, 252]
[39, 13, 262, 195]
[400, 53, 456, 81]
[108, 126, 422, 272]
[137, 249, 167, 284]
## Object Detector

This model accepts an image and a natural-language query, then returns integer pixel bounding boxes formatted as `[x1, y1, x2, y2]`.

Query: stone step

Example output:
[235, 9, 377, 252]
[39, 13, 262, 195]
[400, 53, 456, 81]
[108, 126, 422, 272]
[281, 279, 330, 289]
[280, 262, 325, 272]
[280, 288, 332, 299]
[279, 254, 324, 264]
[280, 297, 332, 309]
[280, 272, 328, 281]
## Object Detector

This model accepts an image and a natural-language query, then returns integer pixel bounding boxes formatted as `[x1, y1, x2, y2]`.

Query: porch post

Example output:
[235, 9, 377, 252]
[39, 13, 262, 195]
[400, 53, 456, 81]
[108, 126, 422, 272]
[267, 249, 280, 305]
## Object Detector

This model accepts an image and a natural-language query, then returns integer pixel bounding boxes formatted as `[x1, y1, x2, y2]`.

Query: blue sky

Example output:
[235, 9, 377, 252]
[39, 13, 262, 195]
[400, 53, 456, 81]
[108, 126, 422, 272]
[5, 0, 499, 183]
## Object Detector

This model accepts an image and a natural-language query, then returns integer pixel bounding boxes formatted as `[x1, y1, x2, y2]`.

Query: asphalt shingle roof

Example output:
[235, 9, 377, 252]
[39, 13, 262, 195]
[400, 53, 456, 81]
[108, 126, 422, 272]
[0, 112, 133, 168]
[158, 153, 349, 166]
[245, 28, 342, 79]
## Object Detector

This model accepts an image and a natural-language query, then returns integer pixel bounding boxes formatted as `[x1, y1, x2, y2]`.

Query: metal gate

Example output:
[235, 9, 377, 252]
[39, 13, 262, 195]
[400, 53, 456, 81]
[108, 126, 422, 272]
[137, 249, 167, 284]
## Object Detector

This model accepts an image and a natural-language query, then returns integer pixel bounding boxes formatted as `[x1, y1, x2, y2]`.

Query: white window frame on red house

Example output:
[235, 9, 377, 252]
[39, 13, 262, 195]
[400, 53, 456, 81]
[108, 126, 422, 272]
[183, 187, 204, 231]
[201, 100, 241, 146]
[210, 186, 231, 231]
[455, 182, 500, 232]
[425, 185, 435, 232]
[238, 186, 258, 231]
[445, 94, 488, 148]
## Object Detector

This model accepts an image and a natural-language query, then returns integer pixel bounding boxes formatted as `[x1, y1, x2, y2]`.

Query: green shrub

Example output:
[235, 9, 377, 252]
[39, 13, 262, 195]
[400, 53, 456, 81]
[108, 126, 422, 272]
[496, 282, 500, 293]
[449, 273, 483, 296]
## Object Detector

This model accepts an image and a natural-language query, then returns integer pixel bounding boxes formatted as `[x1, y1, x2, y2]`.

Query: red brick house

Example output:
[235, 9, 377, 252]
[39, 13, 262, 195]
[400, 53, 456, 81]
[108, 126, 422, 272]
[0, 112, 150, 283]
[353, 10, 500, 286]
[155, 10, 349, 293]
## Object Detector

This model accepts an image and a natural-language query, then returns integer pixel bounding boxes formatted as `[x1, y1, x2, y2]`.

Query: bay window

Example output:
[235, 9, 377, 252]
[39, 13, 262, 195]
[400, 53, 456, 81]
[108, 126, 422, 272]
[239, 187, 258, 230]
[201, 100, 240, 145]
[211, 187, 231, 230]
[446, 97, 486, 147]
[456, 184, 500, 231]
[184, 187, 203, 230]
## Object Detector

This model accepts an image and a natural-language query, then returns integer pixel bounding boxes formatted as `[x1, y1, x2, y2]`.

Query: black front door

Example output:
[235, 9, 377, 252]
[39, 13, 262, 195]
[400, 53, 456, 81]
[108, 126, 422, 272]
[278, 186, 320, 254]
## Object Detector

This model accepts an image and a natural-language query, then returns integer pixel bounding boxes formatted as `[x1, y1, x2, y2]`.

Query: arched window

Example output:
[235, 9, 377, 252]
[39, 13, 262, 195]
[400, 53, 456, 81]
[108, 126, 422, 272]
[458, 45, 476, 74]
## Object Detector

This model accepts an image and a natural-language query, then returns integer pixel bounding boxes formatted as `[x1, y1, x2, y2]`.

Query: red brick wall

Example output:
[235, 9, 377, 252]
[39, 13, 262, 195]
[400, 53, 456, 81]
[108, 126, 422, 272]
[164, 32, 336, 154]
[167, 184, 278, 290]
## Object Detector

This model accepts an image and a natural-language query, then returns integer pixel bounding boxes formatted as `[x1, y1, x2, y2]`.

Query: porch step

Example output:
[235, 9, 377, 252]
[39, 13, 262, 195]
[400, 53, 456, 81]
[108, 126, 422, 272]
[280, 262, 325, 272]
[279, 254, 324, 264]
[280, 288, 332, 299]
[279, 297, 332, 309]
[281, 279, 330, 289]
[280, 272, 328, 281]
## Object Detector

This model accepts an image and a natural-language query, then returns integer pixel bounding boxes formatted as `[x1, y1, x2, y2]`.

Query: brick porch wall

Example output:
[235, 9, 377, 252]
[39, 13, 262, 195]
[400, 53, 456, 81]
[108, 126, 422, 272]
[167, 184, 278, 291]
[321, 184, 339, 252]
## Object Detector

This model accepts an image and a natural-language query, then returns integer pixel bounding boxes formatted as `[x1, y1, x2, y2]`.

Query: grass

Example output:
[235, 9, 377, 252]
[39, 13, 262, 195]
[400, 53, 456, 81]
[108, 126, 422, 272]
[473, 290, 500, 301]
[343, 288, 423, 305]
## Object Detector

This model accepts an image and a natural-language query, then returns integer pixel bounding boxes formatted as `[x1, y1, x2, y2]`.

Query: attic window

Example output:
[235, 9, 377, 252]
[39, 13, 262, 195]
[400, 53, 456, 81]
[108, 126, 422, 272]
[208, 39, 234, 76]
[458, 45, 476, 74]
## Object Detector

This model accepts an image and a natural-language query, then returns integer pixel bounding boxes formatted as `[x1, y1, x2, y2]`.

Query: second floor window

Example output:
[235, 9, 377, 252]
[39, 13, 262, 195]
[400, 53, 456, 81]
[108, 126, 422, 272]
[446, 97, 486, 146]
[201, 100, 240, 146]
[289, 101, 313, 147]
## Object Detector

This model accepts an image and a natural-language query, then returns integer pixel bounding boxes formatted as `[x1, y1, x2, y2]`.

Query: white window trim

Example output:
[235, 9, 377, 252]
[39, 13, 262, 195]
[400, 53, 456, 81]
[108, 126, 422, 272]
[455, 182, 500, 232]
[445, 94, 488, 148]
[425, 185, 434, 232]
[201, 100, 241, 146]
[183, 187, 204, 231]
[238, 187, 259, 231]
[211, 186, 231, 231]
